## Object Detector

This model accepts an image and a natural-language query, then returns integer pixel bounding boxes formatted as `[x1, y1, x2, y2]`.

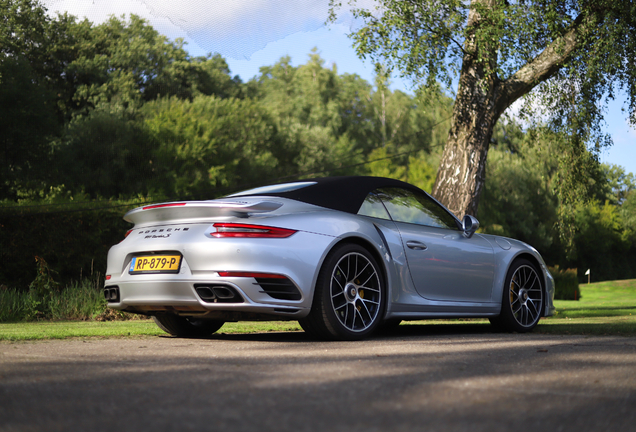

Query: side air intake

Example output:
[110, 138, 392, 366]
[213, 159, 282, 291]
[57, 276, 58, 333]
[255, 277, 302, 301]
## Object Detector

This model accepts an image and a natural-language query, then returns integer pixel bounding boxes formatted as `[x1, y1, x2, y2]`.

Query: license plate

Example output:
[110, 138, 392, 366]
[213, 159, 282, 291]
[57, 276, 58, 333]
[129, 255, 182, 274]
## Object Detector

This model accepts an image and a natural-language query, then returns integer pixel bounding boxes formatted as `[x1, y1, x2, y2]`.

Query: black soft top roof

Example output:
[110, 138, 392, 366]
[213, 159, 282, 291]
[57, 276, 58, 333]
[235, 176, 426, 214]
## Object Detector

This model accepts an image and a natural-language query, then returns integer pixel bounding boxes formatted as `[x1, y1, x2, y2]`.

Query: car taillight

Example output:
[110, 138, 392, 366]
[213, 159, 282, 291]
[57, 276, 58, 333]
[218, 271, 287, 279]
[210, 223, 297, 238]
[143, 203, 187, 210]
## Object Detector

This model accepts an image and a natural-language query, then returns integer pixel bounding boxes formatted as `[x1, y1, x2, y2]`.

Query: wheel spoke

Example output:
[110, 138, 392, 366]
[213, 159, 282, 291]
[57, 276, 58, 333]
[332, 291, 345, 300]
[353, 255, 358, 282]
[354, 261, 371, 281]
[359, 299, 372, 318]
[360, 271, 377, 289]
[333, 267, 346, 288]
[344, 303, 351, 327]
[361, 298, 380, 306]
[355, 306, 368, 328]
[527, 298, 540, 318]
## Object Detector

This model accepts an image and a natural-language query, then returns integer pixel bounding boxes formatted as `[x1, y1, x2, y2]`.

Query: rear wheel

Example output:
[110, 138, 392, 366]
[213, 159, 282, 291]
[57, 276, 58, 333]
[153, 314, 225, 337]
[300, 243, 385, 341]
[490, 259, 543, 332]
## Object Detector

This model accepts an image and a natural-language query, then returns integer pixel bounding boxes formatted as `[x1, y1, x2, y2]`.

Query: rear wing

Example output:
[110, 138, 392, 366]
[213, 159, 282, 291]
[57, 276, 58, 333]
[124, 200, 283, 224]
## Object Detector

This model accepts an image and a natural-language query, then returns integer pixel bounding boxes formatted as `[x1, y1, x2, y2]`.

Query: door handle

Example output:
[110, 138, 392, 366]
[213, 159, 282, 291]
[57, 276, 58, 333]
[406, 240, 427, 251]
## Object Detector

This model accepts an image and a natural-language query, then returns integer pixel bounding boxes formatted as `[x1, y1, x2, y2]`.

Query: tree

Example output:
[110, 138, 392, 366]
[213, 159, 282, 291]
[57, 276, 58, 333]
[253, 51, 450, 181]
[330, 0, 636, 218]
[0, 0, 61, 199]
[478, 121, 561, 261]
[46, 13, 235, 118]
[142, 96, 281, 197]
[54, 104, 155, 198]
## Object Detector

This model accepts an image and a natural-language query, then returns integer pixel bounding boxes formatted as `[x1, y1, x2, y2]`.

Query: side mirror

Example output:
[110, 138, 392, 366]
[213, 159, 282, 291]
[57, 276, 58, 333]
[462, 215, 480, 238]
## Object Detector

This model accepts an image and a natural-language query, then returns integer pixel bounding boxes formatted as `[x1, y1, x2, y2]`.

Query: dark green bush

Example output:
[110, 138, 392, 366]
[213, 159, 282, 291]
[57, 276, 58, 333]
[0, 201, 137, 290]
[549, 265, 581, 300]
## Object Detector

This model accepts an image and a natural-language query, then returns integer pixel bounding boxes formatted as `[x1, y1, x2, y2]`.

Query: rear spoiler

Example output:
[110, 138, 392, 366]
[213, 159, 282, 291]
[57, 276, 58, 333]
[124, 200, 283, 224]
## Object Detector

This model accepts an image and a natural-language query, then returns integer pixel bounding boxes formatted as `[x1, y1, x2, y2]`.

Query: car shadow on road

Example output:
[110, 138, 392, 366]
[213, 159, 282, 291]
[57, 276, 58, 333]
[179, 321, 498, 343]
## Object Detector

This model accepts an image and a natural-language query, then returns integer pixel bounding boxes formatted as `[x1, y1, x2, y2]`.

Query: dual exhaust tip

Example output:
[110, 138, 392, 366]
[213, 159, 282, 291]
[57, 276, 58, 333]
[195, 285, 242, 303]
[104, 286, 120, 303]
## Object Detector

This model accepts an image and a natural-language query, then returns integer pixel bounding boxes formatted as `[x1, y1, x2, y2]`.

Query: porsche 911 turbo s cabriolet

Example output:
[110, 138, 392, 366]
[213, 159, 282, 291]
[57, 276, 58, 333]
[104, 176, 555, 340]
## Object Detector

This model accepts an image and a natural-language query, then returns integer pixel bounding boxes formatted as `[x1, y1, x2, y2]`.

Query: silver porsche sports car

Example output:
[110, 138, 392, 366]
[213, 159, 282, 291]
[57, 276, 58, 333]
[104, 176, 555, 340]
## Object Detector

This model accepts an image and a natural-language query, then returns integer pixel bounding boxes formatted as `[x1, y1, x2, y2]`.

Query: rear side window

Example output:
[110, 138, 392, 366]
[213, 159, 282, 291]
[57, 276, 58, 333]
[358, 192, 391, 220]
[359, 187, 459, 230]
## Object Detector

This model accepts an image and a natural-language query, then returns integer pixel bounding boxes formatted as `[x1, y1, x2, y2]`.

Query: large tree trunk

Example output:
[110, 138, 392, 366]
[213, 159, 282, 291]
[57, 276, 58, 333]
[431, 1, 585, 219]
[431, 0, 501, 219]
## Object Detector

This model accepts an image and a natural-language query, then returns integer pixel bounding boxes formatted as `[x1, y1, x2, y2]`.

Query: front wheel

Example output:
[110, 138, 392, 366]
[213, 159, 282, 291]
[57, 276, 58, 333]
[490, 258, 544, 332]
[153, 314, 225, 337]
[299, 243, 385, 341]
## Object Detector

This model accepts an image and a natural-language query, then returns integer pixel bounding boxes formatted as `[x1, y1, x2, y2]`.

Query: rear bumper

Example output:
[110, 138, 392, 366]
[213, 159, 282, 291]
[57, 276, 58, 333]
[105, 278, 310, 319]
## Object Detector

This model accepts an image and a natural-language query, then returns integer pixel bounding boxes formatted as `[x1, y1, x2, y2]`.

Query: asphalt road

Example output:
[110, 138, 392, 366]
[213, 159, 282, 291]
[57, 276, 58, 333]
[1, 325, 635, 432]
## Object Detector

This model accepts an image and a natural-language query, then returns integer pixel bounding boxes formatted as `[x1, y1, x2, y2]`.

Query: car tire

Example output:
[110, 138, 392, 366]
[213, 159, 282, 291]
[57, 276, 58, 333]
[153, 314, 225, 337]
[299, 243, 385, 341]
[490, 258, 544, 332]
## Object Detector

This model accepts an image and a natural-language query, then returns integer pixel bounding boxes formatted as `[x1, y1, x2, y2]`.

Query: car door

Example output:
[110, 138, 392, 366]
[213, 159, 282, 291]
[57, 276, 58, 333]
[374, 188, 495, 303]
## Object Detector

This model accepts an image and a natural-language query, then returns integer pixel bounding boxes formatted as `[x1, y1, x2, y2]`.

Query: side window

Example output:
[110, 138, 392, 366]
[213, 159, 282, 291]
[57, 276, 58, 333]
[378, 187, 459, 230]
[358, 192, 391, 220]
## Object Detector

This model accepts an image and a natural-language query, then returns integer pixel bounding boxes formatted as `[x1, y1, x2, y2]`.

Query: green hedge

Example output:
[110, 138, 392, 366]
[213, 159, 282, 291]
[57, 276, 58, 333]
[549, 265, 581, 300]
[0, 201, 140, 290]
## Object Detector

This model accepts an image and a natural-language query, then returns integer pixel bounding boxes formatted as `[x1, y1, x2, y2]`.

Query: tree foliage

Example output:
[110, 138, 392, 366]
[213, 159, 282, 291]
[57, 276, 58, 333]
[330, 0, 636, 224]
[479, 121, 636, 281]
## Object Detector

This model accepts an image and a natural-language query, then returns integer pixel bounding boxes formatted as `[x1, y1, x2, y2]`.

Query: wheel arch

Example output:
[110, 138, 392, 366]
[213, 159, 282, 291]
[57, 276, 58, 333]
[510, 253, 543, 280]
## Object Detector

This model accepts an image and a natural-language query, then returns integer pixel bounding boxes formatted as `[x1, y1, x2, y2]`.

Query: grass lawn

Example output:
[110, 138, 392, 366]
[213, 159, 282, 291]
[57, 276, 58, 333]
[536, 278, 636, 336]
[1, 279, 635, 341]
[550, 278, 636, 318]
[0, 319, 303, 342]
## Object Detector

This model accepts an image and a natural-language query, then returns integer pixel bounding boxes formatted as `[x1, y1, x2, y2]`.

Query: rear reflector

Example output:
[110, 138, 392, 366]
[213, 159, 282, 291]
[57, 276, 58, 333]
[119, 229, 133, 243]
[210, 223, 296, 238]
[218, 271, 287, 279]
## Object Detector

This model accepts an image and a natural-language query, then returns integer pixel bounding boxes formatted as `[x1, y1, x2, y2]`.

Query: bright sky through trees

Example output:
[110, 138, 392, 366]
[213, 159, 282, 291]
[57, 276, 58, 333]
[42, 0, 635, 175]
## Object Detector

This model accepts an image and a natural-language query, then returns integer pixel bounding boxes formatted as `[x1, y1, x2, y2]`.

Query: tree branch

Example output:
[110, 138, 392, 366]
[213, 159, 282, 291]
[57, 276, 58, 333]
[497, 13, 585, 112]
